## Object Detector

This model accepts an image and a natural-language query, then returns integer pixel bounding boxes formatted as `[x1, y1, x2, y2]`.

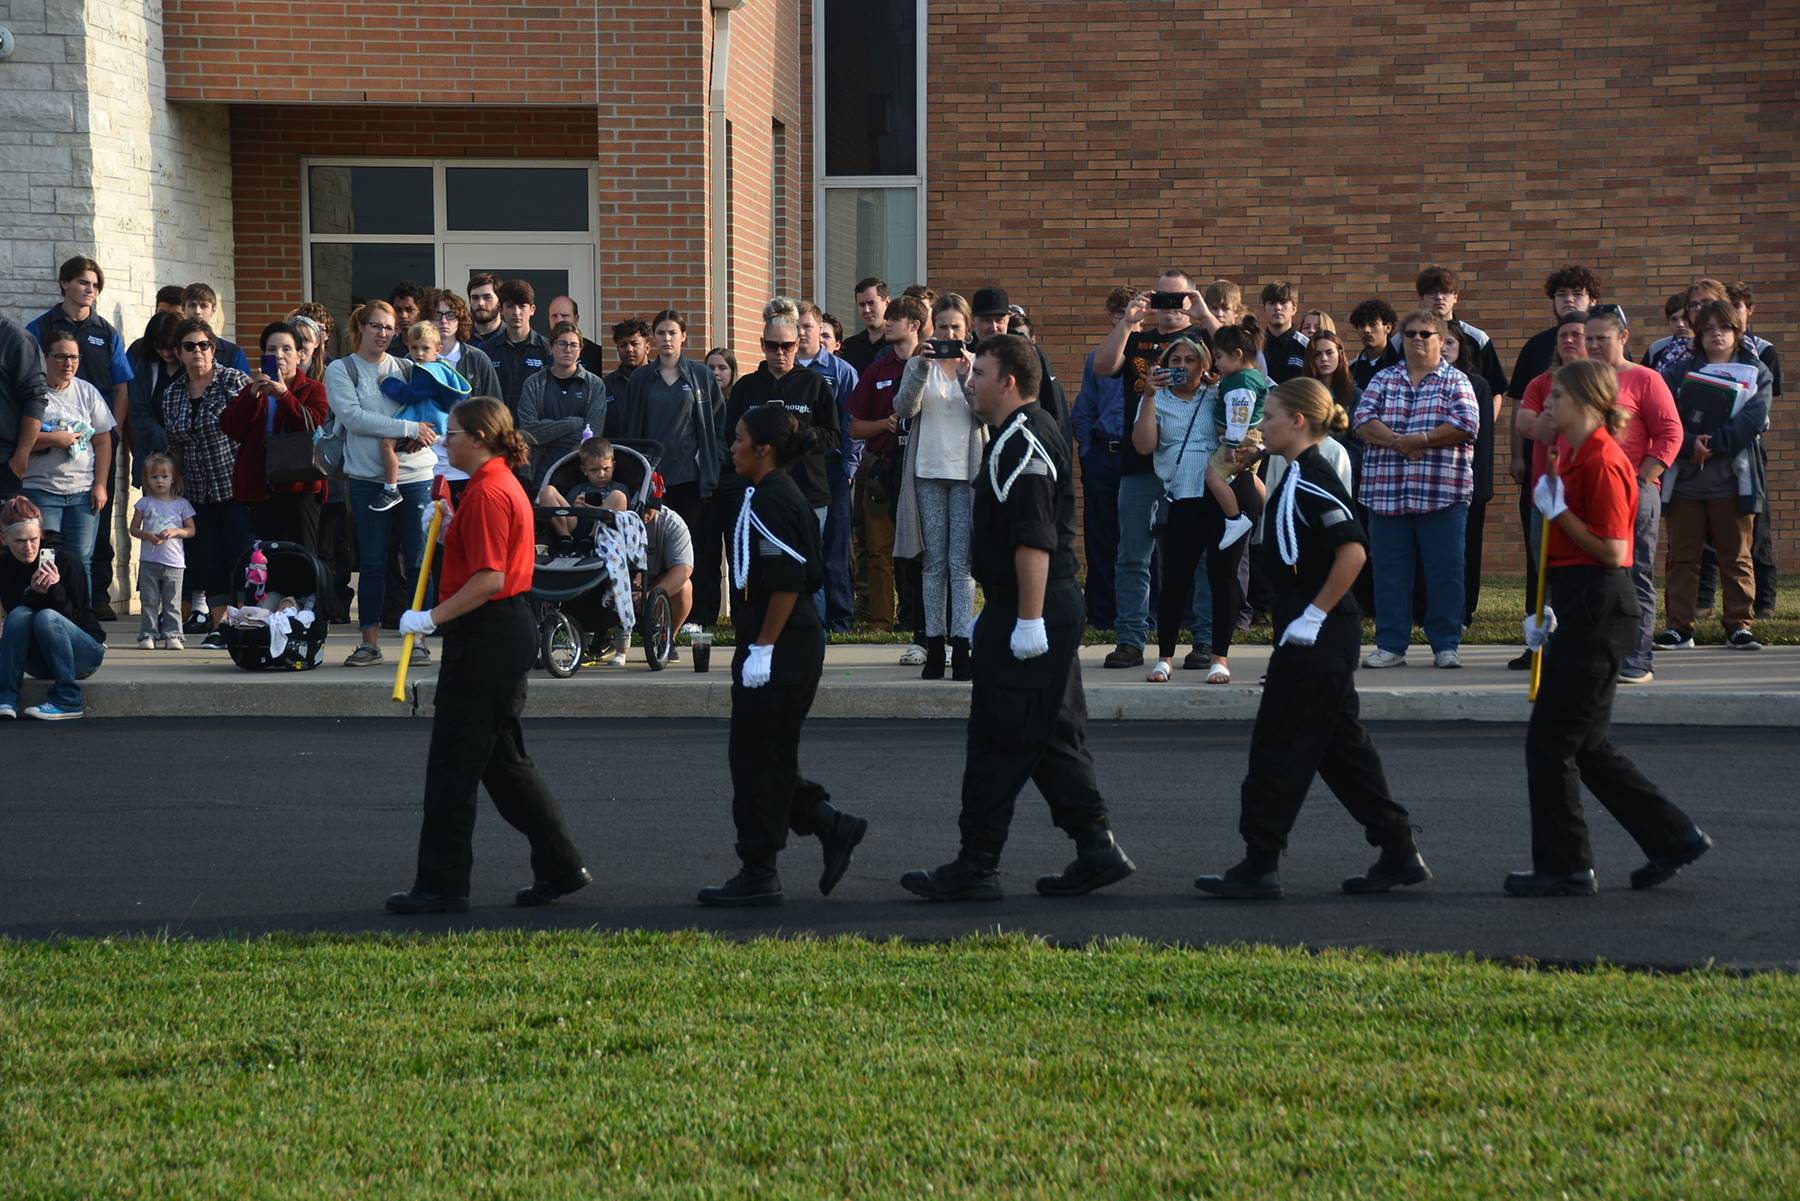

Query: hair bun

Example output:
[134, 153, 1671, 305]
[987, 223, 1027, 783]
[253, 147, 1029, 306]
[1239, 314, 1261, 336]
[1328, 403, 1351, 434]
[784, 425, 819, 463]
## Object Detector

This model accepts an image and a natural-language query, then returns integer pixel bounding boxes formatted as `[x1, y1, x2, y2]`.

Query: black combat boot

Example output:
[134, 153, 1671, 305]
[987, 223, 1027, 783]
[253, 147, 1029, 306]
[698, 863, 783, 907]
[900, 850, 1002, 901]
[1342, 844, 1432, 895]
[921, 635, 946, 680]
[814, 803, 870, 896]
[1193, 857, 1284, 900]
[950, 636, 972, 681]
[1036, 825, 1137, 896]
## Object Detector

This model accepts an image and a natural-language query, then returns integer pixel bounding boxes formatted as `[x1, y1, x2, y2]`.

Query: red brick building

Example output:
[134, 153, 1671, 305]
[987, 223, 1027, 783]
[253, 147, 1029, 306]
[22, 0, 1790, 574]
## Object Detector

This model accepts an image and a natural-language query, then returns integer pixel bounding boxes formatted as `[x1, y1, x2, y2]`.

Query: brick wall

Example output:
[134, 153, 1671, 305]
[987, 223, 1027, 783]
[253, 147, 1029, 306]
[226, 106, 597, 344]
[163, 0, 600, 105]
[904, 0, 1800, 570]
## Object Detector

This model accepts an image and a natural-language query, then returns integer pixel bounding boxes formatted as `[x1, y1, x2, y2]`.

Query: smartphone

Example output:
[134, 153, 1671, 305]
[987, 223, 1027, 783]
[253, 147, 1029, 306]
[1164, 367, 1188, 386]
[1150, 291, 1188, 310]
[261, 353, 279, 379]
[38, 549, 55, 569]
[926, 338, 965, 360]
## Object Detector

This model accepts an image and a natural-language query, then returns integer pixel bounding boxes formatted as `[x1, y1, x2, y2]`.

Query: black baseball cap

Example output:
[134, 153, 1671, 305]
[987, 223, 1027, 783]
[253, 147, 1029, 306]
[971, 287, 1011, 317]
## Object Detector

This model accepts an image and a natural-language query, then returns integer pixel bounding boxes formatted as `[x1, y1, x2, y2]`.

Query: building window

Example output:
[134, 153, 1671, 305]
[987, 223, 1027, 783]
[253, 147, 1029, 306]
[814, 0, 925, 311]
[303, 159, 599, 350]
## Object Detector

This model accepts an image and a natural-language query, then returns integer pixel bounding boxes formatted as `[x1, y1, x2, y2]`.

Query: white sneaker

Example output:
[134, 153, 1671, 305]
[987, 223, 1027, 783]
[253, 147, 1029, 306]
[0, 703, 16, 720]
[1433, 649, 1462, 669]
[1219, 514, 1254, 549]
[899, 643, 927, 666]
[606, 650, 629, 668]
[1362, 648, 1408, 669]
[136, 635, 155, 650]
[163, 637, 185, 651]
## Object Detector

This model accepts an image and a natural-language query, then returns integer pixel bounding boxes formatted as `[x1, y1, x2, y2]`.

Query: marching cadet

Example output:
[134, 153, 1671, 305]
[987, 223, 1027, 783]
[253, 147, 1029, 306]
[1193, 379, 1429, 899]
[901, 334, 1135, 901]
[698, 405, 869, 906]
[1506, 360, 1711, 897]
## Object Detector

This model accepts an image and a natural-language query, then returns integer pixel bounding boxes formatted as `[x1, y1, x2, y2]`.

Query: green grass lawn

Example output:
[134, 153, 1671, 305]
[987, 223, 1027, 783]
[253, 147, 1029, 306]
[5, 933, 1798, 1199]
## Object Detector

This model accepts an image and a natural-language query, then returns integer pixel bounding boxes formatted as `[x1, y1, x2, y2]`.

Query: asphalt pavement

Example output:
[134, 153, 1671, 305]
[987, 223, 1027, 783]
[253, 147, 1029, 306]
[2, 719, 1790, 970]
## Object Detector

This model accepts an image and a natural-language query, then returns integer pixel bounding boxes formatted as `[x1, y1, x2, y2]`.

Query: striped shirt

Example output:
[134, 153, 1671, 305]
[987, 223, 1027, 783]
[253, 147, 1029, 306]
[1351, 360, 1479, 515]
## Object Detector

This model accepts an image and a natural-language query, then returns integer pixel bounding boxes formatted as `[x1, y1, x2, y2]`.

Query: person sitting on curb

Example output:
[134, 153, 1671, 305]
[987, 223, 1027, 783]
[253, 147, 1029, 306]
[0, 495, 106, 720]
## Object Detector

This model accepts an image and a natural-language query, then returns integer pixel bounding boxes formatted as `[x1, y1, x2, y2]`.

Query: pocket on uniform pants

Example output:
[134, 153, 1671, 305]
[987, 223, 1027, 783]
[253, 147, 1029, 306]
[970, 683, 1053, 752]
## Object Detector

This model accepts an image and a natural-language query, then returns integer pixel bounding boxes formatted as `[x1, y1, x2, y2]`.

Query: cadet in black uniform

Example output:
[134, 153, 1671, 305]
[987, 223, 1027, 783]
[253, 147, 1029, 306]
[1194, 379, 1429, 899]
[901, 334, 1135, 901]
[698, 405, 869, 907]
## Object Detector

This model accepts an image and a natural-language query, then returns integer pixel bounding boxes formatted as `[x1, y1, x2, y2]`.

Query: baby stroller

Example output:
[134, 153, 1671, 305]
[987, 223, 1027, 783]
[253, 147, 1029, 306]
[218, 540, 331, 671]
[529, 439, 677, 677]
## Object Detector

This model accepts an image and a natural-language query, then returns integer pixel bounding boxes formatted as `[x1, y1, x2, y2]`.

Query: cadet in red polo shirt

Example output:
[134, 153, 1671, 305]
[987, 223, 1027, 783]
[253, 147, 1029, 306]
[1506, 362, 1710, 899]
[384, 396, 589, 915]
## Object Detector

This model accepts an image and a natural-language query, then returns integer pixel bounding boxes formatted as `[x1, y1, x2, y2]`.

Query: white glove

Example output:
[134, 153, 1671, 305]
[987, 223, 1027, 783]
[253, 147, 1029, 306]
[1010, 618, 1049, 660]
[1533, 473, 1568, 522]
[398, 609, 436, 637]
[1278, 604, 1328, 648]
[1523, 607, 1557, 651]
[742, 643, 773, 688]
[421, 498, 449, 539]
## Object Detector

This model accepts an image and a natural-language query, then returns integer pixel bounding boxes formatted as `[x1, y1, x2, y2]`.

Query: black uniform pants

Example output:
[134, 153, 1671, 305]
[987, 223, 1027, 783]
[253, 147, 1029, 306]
[1239, 659, 1413, 866]
[729, 666, 828, 866]
[1526, 567, 1696, 874]
[958, 584, 1109, 857]
[413, 596, 585, 896]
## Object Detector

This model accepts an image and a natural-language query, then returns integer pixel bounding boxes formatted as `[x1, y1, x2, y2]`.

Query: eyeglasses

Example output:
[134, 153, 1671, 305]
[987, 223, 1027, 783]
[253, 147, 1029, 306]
[434, 310, 457, 321]
[1401, 329, 1440, 341]
[366, 324, 395, 334]
[444, 429, 467, 440]
[763, 339, 798, 352]
[48, 352, 81, 363]
[180, 340, 213, 353]
[554, 341, 583, 351]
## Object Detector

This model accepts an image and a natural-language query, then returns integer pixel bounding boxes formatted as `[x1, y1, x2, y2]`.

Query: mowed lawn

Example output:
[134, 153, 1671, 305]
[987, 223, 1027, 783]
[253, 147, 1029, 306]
[3, 933, 1797, 1199]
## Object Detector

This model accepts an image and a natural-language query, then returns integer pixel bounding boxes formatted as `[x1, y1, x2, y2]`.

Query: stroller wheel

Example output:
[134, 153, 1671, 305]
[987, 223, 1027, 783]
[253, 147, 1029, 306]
[542, 610, 584, 679]
[643, 586, 674, 671]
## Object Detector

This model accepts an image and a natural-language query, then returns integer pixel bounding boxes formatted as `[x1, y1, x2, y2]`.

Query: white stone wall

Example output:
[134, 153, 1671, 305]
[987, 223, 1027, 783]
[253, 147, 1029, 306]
[0, 0, 235, 605]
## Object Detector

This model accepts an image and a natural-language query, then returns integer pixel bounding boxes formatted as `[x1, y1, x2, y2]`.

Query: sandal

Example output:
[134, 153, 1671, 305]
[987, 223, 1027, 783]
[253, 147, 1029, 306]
[1147, 660, 1172, 683]
[1205, 662, 1231, 685]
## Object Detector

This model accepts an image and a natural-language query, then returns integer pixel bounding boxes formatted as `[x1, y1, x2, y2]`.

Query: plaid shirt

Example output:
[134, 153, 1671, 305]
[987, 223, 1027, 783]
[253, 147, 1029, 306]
[1351, 360, 1479, 515]
[162, 367, 250, 504]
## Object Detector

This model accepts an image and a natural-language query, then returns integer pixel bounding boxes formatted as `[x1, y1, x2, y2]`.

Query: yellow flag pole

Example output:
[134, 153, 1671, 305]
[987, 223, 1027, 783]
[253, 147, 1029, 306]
[1528, 453, 1556, 703]
[393, 502, 444, 703]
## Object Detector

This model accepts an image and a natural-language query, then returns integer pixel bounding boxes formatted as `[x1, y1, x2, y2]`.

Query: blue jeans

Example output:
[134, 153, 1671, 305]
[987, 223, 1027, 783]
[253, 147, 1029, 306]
[1115, 471, 1211, 650]
[1369, 503, 1467, 655]
[23, 488, 99, 594]
[1626, 484, 1659, 673]
[0, 606, 105, 709]
[347, 477, 430, 633]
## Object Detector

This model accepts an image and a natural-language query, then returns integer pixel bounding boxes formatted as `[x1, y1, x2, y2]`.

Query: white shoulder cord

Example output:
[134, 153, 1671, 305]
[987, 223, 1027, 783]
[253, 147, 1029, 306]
[732, 485, 806, 590]
[989, 412, 1058, 502]
[1274, 460, 1303, 567]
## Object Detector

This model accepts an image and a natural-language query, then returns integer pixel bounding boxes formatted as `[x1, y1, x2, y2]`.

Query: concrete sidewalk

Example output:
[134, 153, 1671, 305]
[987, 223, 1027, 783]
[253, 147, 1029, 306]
[13, 621, 1799, 724]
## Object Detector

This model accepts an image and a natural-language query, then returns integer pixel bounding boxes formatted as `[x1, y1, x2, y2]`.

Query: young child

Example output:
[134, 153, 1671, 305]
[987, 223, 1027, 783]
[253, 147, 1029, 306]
[538, 436, 629, 539]
[372, 322, 470, 510]
[1205, 320, 1271, 549]
[129, 453, 197, 649]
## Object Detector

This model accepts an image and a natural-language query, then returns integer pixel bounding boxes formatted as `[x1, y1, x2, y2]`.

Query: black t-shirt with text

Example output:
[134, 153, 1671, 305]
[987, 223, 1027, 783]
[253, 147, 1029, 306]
[1112, 325, 1209, 476]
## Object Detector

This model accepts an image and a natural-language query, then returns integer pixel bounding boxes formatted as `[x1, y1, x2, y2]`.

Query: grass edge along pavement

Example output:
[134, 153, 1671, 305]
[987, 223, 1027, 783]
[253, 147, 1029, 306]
[4, 932, 1798, 1199]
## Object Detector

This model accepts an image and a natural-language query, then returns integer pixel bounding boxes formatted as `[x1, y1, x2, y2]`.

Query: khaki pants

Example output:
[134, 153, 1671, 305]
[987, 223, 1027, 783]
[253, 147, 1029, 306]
[855, 463, 897, 630]
[1664, 497, 1754, 634]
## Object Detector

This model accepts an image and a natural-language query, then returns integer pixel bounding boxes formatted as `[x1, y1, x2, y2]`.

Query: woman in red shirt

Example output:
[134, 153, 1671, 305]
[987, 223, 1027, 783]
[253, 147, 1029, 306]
[1508, 361, 1710, 898]
[384, 397, 589, 915]
[220, 321, 330, 553]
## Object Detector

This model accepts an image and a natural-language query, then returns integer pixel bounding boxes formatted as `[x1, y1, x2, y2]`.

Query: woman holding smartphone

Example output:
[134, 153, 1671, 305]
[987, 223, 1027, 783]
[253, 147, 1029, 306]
[221, 321, 330, 552]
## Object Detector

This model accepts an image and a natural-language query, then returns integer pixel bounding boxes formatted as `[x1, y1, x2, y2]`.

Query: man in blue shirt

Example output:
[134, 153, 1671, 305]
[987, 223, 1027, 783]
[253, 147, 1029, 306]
[1071, 286, 1134, 629]
[798, 301, 860, 631]
[28, 255, 135, 618]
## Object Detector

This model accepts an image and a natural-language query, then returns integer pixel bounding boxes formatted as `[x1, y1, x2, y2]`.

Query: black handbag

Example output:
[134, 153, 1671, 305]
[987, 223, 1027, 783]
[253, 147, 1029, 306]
[264, 393, 328, 486]
[1150, 393, 1205, 532]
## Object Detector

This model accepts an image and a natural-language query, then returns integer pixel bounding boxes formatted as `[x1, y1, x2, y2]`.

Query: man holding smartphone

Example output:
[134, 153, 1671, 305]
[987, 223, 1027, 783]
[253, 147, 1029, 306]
[1089, 270, 1212, 669]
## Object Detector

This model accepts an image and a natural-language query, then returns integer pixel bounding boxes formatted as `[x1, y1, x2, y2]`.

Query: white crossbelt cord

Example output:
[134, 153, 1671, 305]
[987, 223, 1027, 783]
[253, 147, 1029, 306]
[732, 485, 807, 591]
[1275, 461, 1303, 566]
[989, 413, 1058, 502]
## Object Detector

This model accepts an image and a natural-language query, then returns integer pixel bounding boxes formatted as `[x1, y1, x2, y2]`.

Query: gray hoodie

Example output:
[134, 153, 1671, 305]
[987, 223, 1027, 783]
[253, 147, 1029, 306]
[0, 316, 50, 468]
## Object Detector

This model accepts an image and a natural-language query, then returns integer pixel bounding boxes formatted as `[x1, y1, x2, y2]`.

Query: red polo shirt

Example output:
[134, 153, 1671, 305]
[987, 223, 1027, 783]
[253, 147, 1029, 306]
[440, 456, 535, 599]
[1546, 425, 1637, 569]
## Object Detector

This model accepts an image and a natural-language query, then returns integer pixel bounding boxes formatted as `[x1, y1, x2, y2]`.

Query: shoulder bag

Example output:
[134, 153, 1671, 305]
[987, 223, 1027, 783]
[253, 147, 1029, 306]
[1149, 392, 1205, 532]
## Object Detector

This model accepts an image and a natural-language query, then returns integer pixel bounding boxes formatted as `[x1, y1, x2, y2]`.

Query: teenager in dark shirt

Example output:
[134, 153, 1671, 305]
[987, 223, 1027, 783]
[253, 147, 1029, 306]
[837, 277, 889, 373]
[699, 406, 868, 907]
[1347, 298, 1401, 390]
[1259, 280, 1310, 384]
[1508, 265, 1602, 407]
[1195, 379, 1426, 899]
[0, 495, 106, 720]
